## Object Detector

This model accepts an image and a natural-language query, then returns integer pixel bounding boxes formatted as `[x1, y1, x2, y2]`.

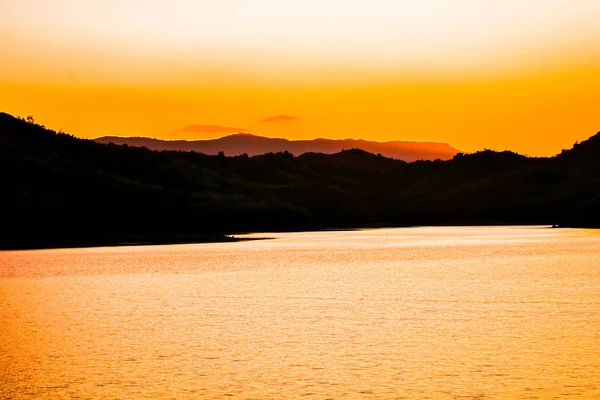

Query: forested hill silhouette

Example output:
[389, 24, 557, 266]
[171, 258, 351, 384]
[1, 111, 599, 250]
[94, 133, 460, 162]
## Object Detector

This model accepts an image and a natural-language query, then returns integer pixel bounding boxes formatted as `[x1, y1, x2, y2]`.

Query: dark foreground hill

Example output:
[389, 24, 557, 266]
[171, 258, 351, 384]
[94, 133, 460, 162]
[1, 112, 599, 249]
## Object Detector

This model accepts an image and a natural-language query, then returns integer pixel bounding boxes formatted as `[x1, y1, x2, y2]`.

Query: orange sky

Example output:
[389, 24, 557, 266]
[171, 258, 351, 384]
[2, 0, 600, 156]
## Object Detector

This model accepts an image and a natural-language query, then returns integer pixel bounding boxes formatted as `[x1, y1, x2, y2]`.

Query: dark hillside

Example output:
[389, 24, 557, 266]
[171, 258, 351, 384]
[1, 112, 598, 249]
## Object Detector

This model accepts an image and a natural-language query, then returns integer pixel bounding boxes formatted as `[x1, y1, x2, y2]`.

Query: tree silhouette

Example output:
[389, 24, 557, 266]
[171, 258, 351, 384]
[1, 110, 600, 250]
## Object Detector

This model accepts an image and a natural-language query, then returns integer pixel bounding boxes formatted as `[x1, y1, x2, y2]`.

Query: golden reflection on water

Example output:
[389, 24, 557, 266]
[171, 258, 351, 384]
[1, 227, 599, 399]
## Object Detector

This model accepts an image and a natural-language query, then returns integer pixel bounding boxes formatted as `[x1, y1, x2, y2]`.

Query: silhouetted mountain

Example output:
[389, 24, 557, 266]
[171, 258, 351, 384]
[557, 133, 600, 165]
[1, 111, 599, 249]
[94, 133, 460, 162]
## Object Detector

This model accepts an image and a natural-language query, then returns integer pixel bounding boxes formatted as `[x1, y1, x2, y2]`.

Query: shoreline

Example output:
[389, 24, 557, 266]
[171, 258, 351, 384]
[0, 234, 268, 252]
[2, 223, 592, 252]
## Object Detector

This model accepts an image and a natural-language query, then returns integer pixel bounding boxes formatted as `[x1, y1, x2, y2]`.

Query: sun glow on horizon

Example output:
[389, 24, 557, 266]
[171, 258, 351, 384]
[1, 0, 600, 155]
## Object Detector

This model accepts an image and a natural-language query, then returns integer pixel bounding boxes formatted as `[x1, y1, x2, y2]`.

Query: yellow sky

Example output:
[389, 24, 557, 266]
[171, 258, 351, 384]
[1, 0, 600, 155]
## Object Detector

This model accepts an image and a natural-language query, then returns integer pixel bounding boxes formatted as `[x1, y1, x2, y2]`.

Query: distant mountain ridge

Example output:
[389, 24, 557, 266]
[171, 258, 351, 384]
[94, 133, 460, 161]
[2, 110, 599, 250]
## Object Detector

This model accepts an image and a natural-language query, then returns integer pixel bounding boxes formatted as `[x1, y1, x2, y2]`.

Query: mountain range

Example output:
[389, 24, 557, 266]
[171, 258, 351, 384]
[94, 133, 460, 162]
[1, 111, 599, 250]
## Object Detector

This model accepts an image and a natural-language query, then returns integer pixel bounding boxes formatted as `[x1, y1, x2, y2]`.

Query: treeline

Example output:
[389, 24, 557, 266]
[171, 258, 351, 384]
[1, 112, 599, 249]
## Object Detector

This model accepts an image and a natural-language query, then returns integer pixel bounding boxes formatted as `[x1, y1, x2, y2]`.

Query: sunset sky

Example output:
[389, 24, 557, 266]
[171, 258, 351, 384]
[2, 0, 599, 155]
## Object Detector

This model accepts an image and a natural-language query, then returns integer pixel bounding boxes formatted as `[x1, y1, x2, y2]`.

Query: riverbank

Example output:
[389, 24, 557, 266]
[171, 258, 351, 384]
[0, 233, 269, 251]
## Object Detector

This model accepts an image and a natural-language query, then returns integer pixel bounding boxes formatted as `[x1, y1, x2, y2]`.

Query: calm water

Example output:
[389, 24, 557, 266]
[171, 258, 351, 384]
[1, 227, 599, 399]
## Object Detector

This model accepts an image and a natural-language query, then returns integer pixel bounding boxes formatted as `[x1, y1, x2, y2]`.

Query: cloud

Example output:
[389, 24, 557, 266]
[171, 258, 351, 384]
[170, 124, 244, 138]
[262, 115, 299, 123]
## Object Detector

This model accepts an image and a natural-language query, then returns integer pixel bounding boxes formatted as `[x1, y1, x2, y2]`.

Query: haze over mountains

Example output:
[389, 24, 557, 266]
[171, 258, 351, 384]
[94, 133, 460, 162]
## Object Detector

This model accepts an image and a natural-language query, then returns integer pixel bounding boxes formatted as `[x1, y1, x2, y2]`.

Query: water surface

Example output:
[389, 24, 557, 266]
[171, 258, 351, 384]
[1, 227, 599, 399]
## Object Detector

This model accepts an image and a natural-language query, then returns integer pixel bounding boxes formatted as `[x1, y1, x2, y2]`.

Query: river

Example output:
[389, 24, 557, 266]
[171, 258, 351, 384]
[1, 226, 599, 399]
